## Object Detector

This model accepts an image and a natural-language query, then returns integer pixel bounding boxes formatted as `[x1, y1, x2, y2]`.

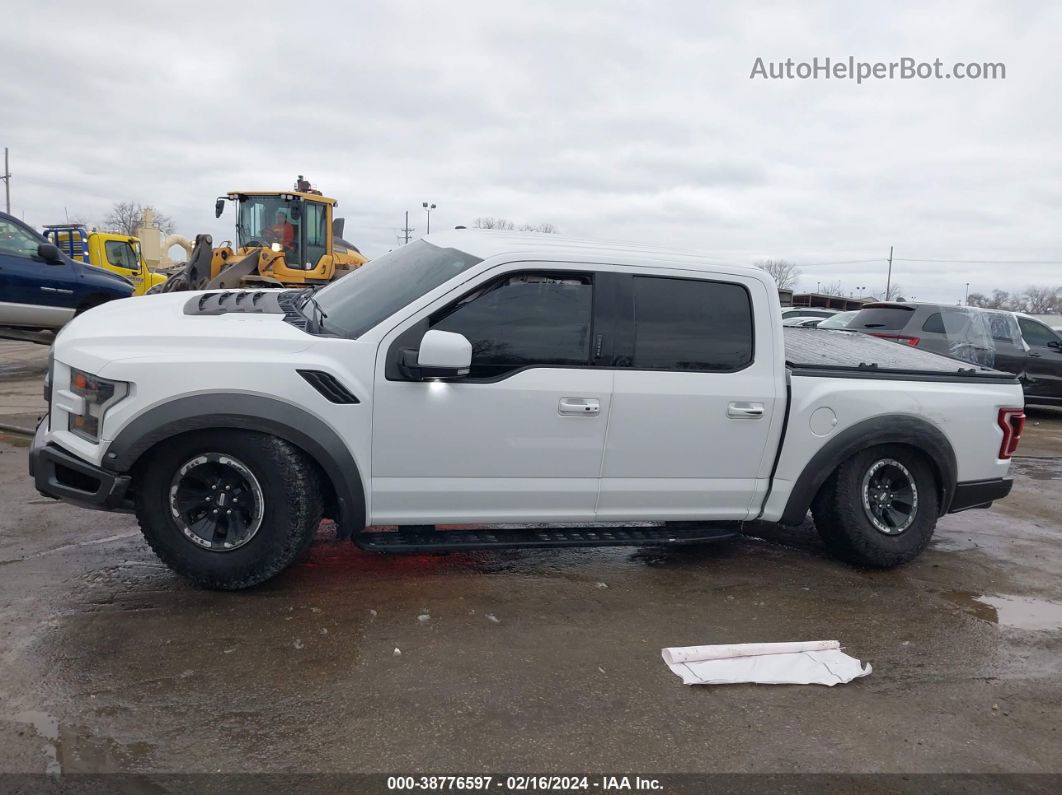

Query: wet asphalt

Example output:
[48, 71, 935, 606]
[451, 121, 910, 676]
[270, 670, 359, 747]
[0, 392, 1060, 775]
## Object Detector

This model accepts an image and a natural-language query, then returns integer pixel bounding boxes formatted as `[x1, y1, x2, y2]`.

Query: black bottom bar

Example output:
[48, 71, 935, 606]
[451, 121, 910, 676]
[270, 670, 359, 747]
[354, 524, 740, 553]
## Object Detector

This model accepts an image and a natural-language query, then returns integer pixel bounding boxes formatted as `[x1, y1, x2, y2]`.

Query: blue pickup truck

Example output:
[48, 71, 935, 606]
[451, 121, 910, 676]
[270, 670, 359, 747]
[0, 211, 133, 338]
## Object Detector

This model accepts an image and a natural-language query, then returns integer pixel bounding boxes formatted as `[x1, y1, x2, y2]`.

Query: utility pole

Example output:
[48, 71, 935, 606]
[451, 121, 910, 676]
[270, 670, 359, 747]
[964, 282, 970, 305]
[398, 211, 414, 245]
[885, 245, 894, 301]
[2, 148, 10, 214]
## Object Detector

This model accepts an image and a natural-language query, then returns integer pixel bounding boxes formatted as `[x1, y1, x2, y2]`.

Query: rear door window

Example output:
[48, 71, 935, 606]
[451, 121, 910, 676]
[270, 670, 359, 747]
[849, 306, 916, 330]
[631, 276, 753, 372]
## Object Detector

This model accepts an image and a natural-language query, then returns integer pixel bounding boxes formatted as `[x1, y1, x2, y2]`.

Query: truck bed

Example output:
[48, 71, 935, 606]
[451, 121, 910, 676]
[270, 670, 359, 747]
[783, 328, 1017, 382]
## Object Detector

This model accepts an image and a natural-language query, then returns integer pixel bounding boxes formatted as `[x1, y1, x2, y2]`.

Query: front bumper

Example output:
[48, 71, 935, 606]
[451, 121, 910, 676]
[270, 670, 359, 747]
[29, 420, 132, 512]
[947, 478, 1013, 513]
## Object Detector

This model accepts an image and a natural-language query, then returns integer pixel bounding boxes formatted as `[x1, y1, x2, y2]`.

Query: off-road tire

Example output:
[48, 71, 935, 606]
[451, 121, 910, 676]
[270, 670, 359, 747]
[811, 444, 939, 568]
[134, 430, 322, 590]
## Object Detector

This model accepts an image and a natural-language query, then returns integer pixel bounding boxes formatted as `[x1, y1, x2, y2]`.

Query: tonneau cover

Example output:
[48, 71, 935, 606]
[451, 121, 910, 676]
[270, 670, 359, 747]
[784, 328, 1016, 381]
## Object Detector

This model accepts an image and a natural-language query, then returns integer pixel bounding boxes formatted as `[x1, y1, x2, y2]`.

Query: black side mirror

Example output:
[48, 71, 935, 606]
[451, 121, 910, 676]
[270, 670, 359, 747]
[37, 243, 62, 264]
[1048, 339, 1061, 350]
[215, 198, 226, 218]
[290, 203, 302, 221]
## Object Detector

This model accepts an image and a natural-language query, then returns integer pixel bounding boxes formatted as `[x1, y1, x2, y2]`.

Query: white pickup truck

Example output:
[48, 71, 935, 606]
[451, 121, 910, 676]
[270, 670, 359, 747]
[29, 232, 1026, 590]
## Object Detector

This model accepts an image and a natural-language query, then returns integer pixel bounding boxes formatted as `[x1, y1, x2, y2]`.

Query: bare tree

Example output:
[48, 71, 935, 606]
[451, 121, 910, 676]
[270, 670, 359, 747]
[886, 283, 905, 301]
[754, 259, 800, 290]
[473, 217, 558, 233]
[819, 280, 845, 296]
[1022, 285, 1060, 314]
[517, 222, 559, 234]
[101, 201, 176, 237]
[473, 217, 516, 230]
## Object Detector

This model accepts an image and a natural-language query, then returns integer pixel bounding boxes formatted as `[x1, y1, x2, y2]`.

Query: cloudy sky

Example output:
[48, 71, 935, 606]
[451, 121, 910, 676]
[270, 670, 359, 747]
[2, 1, 1060, 302]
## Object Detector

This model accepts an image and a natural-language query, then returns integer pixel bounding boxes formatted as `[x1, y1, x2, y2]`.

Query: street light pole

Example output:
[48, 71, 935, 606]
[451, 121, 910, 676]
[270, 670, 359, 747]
[965, 282, 970, 305]
[885, 245, 894, 301]
[422, 202, 436, 235]
[2, 148, 10, 214]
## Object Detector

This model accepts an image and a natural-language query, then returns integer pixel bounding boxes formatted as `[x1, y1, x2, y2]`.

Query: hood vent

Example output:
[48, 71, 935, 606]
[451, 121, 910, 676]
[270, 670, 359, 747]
[297, 370, 359, 404]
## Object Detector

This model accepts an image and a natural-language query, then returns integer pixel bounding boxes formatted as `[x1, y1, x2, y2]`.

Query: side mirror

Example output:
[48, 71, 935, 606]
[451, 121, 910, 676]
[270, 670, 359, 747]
[290, 203, 302, 221]
[1048, 339, 1061, 350]
[215, 198, 226, 218]
[37, 243, 62, 264]
[401, 330, 472, 379]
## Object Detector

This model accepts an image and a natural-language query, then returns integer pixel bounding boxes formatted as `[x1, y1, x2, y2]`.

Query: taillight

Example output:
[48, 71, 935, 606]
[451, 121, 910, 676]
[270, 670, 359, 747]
[997, 408, 1025, 460]
[870, 333, 921, 346]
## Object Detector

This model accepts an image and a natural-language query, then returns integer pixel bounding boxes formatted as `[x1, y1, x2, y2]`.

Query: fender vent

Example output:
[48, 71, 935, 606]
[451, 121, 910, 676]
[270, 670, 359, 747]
[297, 370, 359, 404]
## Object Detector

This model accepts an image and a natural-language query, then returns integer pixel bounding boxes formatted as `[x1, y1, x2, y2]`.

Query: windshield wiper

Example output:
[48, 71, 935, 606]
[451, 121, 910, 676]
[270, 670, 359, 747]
[298, 289, 330, 334]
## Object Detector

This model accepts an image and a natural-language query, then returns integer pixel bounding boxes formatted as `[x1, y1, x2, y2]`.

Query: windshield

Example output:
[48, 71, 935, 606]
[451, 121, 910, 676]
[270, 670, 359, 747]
[817, 310, 857, 329]
[313, 240, 483, 337]
[237, 196, 301, 262]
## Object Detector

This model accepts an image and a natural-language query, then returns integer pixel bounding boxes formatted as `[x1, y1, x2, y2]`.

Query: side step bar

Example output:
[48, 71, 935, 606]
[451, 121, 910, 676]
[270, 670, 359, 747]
[354, 524, 740, 553]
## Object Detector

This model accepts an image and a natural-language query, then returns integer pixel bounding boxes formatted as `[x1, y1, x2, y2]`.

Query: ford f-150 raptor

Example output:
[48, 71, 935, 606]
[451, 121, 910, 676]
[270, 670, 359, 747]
[29, 231, 1025, 589]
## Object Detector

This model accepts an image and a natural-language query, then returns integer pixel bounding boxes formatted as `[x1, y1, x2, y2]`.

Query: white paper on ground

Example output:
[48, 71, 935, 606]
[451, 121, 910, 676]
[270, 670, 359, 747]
[661, 640, 872, 686]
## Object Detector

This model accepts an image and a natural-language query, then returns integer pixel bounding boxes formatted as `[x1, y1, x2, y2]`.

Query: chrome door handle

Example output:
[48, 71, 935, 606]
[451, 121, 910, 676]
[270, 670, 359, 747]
[558, 397, 600, 416]
[727, 401, 765, 419]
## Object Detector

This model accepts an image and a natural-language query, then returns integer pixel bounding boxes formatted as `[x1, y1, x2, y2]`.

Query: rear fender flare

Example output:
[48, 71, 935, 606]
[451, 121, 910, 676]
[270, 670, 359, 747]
[105, 393, 365, 536]
[779, 415, 957, 525]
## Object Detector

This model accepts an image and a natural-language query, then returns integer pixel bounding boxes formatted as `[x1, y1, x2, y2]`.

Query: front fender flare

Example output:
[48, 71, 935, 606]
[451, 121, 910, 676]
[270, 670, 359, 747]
[779, 414, 958, 525]
[104, 393, 365, 537]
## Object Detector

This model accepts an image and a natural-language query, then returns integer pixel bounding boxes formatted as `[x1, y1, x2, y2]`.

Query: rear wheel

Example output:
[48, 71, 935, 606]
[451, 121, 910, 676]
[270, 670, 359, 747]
[811, 444, 939, 568]
[134, 430, 322, 590]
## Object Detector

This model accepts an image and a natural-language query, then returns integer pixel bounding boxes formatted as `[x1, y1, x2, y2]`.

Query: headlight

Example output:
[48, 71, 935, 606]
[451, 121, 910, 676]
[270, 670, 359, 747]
[43, 352, 54, 403]
[67, 369, 128, 442]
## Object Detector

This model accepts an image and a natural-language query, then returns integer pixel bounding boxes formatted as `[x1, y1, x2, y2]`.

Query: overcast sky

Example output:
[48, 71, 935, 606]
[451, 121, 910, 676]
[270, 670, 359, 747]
[2, 1, 1060, 302]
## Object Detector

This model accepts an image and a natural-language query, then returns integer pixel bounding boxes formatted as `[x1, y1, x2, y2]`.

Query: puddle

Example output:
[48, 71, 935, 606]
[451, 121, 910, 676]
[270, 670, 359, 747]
[1010, 457, 1062, 482]
[945, 591, 1062, 630]
[12, 710, 60, 775]
[7, 708, 154, 774]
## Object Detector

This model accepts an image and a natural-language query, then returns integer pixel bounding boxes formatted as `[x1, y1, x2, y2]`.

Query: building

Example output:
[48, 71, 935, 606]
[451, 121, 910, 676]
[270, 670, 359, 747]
[790, 292, 873, 312]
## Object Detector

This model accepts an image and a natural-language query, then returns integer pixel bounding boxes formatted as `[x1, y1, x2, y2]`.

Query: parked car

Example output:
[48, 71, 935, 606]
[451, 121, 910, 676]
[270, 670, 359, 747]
[31, 232, 1023, 589]
[781, 307, 837, 321]
[782, 316, 823, 327]
[846, 302, 1062, 406]
[1015, 313, 1062, 406]
[816, 310, 858, 329]
[0, 211, 134, 334]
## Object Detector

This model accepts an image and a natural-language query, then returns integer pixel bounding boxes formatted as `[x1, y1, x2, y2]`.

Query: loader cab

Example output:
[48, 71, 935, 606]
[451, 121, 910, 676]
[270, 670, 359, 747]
[229, 192, 333, 272]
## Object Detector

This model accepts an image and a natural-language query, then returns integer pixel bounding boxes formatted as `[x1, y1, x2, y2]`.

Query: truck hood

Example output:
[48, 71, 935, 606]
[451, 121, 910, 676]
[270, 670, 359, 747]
[54, 290, 315, 374]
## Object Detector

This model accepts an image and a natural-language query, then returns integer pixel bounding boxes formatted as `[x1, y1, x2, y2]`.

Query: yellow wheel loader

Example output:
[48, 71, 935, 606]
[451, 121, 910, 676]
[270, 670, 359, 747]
[153, 176, 367, 293]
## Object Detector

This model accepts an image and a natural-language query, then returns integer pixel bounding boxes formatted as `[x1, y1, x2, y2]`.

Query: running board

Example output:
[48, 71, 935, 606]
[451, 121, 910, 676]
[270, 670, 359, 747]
[354, 524, 740, 553]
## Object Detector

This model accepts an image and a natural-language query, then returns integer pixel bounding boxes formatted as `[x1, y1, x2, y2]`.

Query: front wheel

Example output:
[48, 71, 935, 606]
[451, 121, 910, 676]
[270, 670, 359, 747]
[134, 430, 322, 590]
[812, 444, 939, 568]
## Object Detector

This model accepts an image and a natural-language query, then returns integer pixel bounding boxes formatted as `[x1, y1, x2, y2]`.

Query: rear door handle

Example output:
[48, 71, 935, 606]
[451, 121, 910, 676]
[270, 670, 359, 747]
[727, 401, 765, 419]
[558, 397, 600, 416]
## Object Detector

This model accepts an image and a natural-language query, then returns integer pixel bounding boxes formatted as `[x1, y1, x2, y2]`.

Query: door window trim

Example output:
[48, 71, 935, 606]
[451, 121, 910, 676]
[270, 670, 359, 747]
[614, 272, 757, 375]
[386, 267, 611, 383]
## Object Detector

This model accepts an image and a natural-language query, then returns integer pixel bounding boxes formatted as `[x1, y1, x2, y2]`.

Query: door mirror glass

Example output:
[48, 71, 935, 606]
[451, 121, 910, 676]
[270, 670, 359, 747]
[37, 243, 62, 263]
[404, 330, 472, 379]
[215, 198, 226, 218]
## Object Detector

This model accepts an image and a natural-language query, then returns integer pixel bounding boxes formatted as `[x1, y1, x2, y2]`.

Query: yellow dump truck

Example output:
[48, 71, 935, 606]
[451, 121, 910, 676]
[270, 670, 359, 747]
[42, 224, 166, 295]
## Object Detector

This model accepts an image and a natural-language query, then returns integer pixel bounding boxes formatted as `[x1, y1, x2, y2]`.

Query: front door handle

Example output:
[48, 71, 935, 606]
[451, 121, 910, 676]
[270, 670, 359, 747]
[559, 397, 600, 416]
[727, 401, 765, 419]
